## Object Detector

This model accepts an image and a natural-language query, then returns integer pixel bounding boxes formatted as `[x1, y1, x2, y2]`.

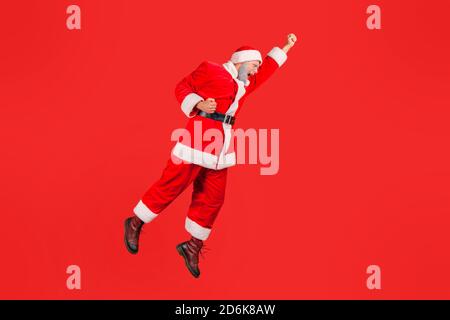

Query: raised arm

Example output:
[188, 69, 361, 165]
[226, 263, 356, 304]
[245, 33, 298, 95]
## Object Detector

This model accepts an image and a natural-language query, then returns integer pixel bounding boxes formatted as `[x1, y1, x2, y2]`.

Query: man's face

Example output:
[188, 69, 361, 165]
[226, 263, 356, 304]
[237, 60, 260, 82]
[244, 60, 260, 76]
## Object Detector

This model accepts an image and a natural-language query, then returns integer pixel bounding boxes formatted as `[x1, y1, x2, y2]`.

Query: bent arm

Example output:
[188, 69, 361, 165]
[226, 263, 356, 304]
[174, 61, 209, 118]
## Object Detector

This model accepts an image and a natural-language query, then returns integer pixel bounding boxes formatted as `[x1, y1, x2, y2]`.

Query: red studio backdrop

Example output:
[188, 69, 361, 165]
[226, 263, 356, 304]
[1, 0, 449, 299]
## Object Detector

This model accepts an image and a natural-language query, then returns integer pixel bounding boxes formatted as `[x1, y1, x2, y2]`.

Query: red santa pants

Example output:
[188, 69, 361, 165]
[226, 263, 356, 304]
[133, 158, 228, 240]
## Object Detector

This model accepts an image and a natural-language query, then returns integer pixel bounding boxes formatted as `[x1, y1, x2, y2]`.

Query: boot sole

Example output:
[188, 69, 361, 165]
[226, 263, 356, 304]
[176, 244, 200, 278]
[124, 218, 138, 255]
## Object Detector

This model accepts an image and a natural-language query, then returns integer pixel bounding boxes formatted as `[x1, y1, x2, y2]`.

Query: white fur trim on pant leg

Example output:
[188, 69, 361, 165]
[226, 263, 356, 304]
[185, 217, 212, 240]
[134, 200, 158, 223]
[267, 47, 288, 67]
[181, 93, 203, 118]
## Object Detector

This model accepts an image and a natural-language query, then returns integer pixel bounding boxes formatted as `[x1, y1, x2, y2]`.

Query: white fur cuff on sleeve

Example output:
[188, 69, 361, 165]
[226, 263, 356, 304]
[267, 47, 288, 67]
[181, 93, 203, 118]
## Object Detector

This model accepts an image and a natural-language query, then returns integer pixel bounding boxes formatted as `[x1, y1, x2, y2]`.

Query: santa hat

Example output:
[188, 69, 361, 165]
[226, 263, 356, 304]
[230, 46, 262, 64]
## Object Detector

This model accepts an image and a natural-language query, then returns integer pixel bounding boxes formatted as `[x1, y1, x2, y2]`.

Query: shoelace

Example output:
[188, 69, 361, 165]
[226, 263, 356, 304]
[198, 245, 211, 260]
[131, 220, 145, 235]
[186, 242, 211, 261]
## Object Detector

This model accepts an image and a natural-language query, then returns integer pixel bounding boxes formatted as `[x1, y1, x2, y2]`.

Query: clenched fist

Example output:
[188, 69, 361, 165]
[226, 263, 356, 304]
[282, 33, 298, 53]
[286, 33, 297, 47]
[195, 98, 217, 114]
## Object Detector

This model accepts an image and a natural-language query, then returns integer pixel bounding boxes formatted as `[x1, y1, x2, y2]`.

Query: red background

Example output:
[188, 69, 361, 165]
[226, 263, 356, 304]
[1, 0, 450, 299]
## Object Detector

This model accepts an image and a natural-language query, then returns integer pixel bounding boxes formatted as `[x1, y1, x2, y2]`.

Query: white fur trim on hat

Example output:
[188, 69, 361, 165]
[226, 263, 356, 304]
[230, 50, 262, 64]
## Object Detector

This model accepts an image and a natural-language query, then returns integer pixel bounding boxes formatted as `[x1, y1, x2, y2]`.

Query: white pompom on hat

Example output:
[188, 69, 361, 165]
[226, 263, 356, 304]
[230, 46, 262, 64]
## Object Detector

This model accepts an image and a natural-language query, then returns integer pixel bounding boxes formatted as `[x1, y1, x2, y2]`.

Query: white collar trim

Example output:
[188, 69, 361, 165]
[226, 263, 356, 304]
[223, 61, 238, 79]
[223, 61, 250, 86]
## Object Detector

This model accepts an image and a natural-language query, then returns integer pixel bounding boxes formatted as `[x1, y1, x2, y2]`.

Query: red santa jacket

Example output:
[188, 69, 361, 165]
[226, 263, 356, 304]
[173, 47, 288, 170]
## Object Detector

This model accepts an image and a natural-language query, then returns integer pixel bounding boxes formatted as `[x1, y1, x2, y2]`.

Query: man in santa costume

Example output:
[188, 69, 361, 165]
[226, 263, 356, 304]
[124, 33, 298, 278]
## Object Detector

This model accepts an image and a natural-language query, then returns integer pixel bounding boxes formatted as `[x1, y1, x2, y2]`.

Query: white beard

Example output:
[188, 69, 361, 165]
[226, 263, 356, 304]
[237, 62, 249, 83]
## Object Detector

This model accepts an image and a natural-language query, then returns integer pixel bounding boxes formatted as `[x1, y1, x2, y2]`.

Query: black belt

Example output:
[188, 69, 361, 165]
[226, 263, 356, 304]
[197, 111, 236, 125]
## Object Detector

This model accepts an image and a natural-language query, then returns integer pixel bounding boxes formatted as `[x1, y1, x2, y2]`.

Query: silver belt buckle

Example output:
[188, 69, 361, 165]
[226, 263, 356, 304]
[224, 114, 232, 124]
